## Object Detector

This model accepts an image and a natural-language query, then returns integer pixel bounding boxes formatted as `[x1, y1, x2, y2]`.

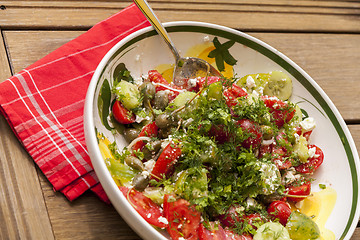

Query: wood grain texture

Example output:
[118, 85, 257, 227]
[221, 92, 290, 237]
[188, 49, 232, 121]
[0, 30, 12, 81]
[1, 1, 360, 32]
[4, 30, 360, 121]
[0, 117, 54, 239]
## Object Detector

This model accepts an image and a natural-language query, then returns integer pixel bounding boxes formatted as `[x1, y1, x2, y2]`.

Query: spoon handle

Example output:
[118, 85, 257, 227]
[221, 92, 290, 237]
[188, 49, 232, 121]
[133, 0, 181, 61]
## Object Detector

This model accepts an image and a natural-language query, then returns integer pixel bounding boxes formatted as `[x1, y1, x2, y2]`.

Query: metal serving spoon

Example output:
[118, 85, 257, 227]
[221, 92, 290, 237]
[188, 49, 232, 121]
[133, 0, 222, 87]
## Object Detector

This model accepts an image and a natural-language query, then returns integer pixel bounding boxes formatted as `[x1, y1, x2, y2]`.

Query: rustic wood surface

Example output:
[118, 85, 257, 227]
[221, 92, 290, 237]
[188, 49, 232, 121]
[0, 1, 359, 239]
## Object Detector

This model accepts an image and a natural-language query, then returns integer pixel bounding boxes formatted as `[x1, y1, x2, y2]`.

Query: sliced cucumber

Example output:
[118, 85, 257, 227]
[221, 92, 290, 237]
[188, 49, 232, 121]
[254, 222, 290, 240]
[263, 71, 293, 100]
[293, 136, 309, 163]
[286, 211, 321, 240]
[114, 80, 141, 110]
[237, 73, 270, 93]
[172, 91, 197, 109]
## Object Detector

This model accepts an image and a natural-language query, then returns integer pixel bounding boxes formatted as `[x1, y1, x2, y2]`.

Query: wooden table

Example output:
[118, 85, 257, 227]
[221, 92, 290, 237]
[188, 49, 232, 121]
[0, 1, 359, 239]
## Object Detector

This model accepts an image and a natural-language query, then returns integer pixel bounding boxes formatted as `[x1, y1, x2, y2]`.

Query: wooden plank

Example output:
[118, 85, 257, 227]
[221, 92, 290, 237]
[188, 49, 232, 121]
[0, 119, 55, 239]
[4, 30, 360, 121]
[3, 30, 85, 71]
[0, 29, 54, 240]
[1, 1, 360, 32]
[0, 30, 12, 81]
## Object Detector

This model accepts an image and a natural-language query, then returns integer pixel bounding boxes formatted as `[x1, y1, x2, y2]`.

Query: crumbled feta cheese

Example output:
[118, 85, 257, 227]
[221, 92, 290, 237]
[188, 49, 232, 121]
[294, 133, 300, 141]
[141, 170, 150, 177]
[246, 75, 256, 89]
[252, 90, 259, 97]
[308, 146, 316, 158]
[158, 216, 169, 225]
[257, 86, 264, 94]
[300, 117, 316, 132]
[246, 197, 256, 208]
[308, 146, 320, 158]
[134, 76, 144, 86]
[188, 78, 198, 88]
[144, 159, 156, 172]
[282, 167, 301, 185]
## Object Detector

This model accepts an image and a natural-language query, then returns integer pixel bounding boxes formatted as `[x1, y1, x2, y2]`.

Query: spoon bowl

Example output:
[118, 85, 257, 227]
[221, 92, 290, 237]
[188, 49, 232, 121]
[133, 0, 221, 86]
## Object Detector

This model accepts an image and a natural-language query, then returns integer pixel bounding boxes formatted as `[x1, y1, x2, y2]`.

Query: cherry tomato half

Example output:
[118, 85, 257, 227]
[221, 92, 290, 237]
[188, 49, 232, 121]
[131, 122, 158, 152]
[198, 222, 227, 240]
[237, 119, 263, 149]
[261, 96, 295, 128]
[267, 201, 291, 226]
[164, 195, 201, 240]
[119, 186, 167, 228]
[151, 142, 181, 180]
[286, 181, 311, 202]
[295, 144, 324, 174]
[224, 229, 253, 240]
[112, 100, 135, 124]
[209, 124, 231, 144]
[295, 126, 313, 141]
[148, 70, 182, 101]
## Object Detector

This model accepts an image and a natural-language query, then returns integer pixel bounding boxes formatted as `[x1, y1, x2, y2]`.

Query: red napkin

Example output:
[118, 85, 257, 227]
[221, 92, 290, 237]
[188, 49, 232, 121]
[0, 4, 150, 202]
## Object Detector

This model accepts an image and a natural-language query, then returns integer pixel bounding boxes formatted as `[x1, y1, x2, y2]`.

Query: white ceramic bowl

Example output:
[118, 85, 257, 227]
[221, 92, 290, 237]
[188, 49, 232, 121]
[84, 21, 360, 240]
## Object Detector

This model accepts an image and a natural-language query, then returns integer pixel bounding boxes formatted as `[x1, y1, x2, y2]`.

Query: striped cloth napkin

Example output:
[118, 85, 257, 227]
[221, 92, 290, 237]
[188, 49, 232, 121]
[0, 4, 150, 202]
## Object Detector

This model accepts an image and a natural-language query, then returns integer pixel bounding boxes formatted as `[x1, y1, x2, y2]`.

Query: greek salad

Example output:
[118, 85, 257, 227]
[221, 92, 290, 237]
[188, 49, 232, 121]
[100, 65, 325, 240]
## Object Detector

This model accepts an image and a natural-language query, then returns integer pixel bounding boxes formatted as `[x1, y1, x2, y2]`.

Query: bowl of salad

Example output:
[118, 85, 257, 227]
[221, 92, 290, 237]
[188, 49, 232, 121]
[84, 21, 360, 240]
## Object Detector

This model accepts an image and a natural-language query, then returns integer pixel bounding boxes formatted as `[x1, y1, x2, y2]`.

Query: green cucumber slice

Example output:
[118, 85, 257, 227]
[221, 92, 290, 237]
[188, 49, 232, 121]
[114, 80, 141, 110]
[237, 73, 270, 93]
[254, 222, 290, 240]
[263, 71, 293, 100]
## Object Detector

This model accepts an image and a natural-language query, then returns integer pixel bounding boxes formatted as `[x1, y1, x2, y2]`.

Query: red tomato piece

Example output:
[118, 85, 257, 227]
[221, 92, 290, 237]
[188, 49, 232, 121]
[197, 76, 222, 90]
[295, 126, 313, 141]
[148, 70, 171, 85]
[164, 195, 201, 240]
[209, 124, 231, 144]
[228, 84, 248, 98]
[112, 100, 135, 124]
[271, 145, 292, 170]
[151, 142, 181, 180]
[237, 119, 263, 149]
[261, 96, 295, 128]
[148, 70, 183, 101]
[224, 229, 253, 240]
[198, 222, 227, 240]
[295, 144, 324, 174]
[132, 122, 159, 152]
[223, 89, 238, 107]
[267, 201, 291, 226]
[223, 84, 247, 109]
[119, 186, 167, 228]
[286, 181, 311, 202]
[219, 206, 264, 230]
[244, 213, 264, 230]
[218, 204, 241, 227]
